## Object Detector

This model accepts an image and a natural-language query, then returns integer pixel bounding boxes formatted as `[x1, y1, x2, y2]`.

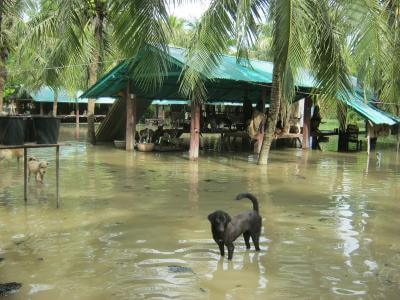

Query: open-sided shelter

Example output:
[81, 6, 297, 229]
[81, 46, 399, 158]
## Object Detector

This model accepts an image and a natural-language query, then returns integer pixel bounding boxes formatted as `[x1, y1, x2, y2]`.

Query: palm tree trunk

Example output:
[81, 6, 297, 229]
[0, 65, 5, 113]
[87, 60, 98, 145]
[52, 89, 58, 116]
[189, 101, 201, 160]
[258, 64, 281, 165]
[87, 0, 105, 145]
[0, 1, 3, 111]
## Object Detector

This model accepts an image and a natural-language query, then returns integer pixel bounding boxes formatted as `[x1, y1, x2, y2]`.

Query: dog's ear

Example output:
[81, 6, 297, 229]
[208, 212, 216, 223]
[222, 212, 231, 224]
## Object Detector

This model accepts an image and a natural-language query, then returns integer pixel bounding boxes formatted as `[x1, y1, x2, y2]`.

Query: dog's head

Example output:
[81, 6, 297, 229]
[39, 161, 48, 175]
[208, 210, 231, 238]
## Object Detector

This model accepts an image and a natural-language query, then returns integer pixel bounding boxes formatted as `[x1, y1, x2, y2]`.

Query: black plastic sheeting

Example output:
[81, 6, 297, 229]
[0, 116, 26, 145]
[33, 116, 61, 144]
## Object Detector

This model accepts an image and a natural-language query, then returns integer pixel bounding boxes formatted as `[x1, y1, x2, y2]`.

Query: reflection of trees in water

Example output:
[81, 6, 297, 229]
[188, 162, 199, 208]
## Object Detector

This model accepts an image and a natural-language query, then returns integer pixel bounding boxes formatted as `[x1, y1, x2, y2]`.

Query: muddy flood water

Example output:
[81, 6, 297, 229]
[0, 125, 399, 299]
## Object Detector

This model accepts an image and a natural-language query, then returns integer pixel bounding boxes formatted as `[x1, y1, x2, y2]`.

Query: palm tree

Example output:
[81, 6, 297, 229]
[0, 0, 28, 112]
[351, 1, 400, 149]
[27, 0, 116, 143]
[180, 0, 353, 164]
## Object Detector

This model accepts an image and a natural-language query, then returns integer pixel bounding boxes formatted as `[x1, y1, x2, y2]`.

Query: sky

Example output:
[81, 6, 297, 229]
[168, 1, 210, 20]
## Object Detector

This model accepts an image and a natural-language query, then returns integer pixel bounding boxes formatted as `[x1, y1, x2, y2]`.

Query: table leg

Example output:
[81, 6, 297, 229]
[56, 145, 60, 208]
[24, 148, 28, 202]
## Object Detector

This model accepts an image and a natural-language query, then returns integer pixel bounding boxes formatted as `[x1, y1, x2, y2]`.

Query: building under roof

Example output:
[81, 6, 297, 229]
[80, 46, 399, 155]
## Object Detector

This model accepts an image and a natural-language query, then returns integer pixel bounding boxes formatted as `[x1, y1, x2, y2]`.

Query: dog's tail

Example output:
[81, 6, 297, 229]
[235, 193, 259, 213]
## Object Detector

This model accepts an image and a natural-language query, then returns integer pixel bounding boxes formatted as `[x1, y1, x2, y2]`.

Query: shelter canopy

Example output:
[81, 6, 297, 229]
[81, 46, 399, 126]
[30, 86, 115, 104]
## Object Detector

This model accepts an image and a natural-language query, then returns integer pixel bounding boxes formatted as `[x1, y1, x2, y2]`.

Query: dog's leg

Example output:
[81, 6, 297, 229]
[250, 232, 261, 251]
[243, 231, 251, 250]
[217, 241, 225, 257]
[227, 243, 235, 260]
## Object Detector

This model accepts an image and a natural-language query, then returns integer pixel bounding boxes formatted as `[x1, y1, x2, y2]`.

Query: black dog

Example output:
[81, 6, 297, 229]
[207, 193, 262, 260]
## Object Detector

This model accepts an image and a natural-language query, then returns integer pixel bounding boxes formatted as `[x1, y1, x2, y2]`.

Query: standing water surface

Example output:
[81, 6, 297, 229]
[0, 125, 399, 299]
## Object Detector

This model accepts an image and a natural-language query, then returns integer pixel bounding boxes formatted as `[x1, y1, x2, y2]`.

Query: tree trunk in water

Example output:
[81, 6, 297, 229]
[0, 1, 3, 113]
[0, 65, 5, 113]
[302, 97, 312, 149]
[189, 101, 201, 160]
[87, 0, 105, 145]
[337, 102, 347, 152]
[52, 89, 58, 116]
[258, 65, 281, 165]
[282, 103, 291, 133]
[124, 80, 135, 151]
[75, 102, 80, 125]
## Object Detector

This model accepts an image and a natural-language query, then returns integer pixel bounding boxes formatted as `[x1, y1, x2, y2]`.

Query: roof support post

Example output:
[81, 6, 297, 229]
[302, 96, 312, 149]
[189, 101, 201, 160]
[337, 102, 347, 152]
[125, 81, 137, 151]
[261, 87, 267, 114]
[75, 102, 80, 125]
[40, 102, 44, 115]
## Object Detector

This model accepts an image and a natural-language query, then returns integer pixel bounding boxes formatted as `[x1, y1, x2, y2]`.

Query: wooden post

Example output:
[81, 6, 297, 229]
[56, 145, 60, 208]
[75, 102, 80, 125]
[125, 81, 137, 151]
[40, 103, 44, 115]
[302, 97, 312, 149]
[337, 102, 347, 152]
[189, 101, 201, 160]
[24, 148, 27, 202]
[126, 83, 133, 151]
[255, 88, 267, 154]
[260, 87, 267, 113]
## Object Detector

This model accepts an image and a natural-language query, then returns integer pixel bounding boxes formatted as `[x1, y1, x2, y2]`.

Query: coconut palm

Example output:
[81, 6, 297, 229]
[0, 0, 31, 112]
[25, 0, 116, 143]
[180, 0, 354, 164]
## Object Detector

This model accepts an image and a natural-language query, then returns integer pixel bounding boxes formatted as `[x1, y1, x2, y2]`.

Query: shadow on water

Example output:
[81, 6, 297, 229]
[0, 124, 399, 299]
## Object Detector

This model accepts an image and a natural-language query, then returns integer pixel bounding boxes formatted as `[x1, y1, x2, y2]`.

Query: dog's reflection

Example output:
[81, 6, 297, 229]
[205, 252, 267, 299]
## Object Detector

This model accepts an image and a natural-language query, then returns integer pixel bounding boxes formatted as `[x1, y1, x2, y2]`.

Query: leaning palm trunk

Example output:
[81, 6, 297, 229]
[258, 64, 281, 165]
[87, 2, 105, 145]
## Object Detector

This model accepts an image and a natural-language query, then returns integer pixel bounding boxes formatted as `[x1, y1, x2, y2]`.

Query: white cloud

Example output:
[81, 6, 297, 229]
[168, 1, 210, 20]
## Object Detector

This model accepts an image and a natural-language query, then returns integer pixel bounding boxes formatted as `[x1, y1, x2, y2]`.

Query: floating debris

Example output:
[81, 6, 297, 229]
[0, 282, 22, 296]
[167, 265, 194, 274]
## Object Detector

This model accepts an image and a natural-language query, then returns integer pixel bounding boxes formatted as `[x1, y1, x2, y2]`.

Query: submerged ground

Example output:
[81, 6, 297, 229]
[0, 125, 399, 299]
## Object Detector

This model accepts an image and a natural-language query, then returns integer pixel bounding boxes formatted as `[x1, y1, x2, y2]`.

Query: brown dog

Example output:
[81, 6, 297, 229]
[208, 193, 262, 260]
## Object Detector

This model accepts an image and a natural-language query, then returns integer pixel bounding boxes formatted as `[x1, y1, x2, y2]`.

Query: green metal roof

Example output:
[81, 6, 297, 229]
[151, 99, 269, 107]
[30, 86, 115, 104]
[81, 46, 399, 126]
[338, 91, 397, 125]
[80, 46, 315, 101]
